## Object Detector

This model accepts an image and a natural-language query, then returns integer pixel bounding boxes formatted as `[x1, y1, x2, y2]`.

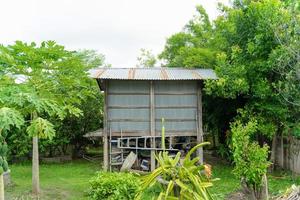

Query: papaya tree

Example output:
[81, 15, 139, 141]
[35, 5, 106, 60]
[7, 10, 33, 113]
[0, 107, 24, 200]
[0, 41, 101, 195]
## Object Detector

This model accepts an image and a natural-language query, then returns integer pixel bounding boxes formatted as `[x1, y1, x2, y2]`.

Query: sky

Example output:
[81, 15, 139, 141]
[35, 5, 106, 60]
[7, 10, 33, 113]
[0, 0, 229, 67]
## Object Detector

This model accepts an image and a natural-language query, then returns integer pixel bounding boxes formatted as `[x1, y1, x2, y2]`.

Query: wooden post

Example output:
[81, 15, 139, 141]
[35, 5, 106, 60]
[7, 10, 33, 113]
[150, 81, 156, 171]
[103, 81, 109, 171]
[32, 136, 40, 195]
[197, 81, 204, 164]
[0, 173, 4, 200]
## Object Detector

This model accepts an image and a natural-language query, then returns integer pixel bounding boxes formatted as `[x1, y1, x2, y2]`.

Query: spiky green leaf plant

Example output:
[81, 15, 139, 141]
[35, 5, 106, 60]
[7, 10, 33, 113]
[136, 142, 214, 200]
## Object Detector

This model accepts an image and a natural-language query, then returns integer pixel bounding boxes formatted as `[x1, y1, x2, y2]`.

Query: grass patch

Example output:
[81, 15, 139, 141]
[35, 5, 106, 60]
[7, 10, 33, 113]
[210, 163, 300, 200]
[5, 159, 300, 199]
[6, 160, 101, 200]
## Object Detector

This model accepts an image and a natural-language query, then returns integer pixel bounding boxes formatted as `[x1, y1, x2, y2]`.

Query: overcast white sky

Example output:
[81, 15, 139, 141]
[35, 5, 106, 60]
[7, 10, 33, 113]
[0, 0, 229, 67]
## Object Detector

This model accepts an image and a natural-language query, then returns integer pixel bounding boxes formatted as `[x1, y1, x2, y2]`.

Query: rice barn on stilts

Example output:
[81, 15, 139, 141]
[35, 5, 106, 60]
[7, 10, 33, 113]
[90, 67, 217, 171]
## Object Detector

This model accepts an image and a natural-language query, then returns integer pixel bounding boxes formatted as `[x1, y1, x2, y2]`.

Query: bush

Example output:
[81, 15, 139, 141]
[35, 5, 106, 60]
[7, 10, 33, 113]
[230, 119, 270, 200]
[88, 171, 140, 200]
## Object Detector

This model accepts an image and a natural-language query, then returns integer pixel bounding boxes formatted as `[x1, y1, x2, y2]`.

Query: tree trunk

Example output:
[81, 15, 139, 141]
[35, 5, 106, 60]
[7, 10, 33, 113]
[32, 136, 40, 195]
[269, 134, 277, 172]
[280, 132, 284, 168]
[0, 173, 4, 200]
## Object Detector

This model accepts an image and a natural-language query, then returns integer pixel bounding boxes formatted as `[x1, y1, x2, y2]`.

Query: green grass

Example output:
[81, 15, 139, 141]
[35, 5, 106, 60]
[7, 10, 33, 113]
[6, 160, 101, 200]
[5, 160, 300, 200]
[210, 163, 300, 200]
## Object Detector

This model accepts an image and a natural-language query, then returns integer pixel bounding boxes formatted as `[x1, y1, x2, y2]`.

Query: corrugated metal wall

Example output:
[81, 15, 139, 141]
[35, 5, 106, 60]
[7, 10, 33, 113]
[107, 80, 198, 135]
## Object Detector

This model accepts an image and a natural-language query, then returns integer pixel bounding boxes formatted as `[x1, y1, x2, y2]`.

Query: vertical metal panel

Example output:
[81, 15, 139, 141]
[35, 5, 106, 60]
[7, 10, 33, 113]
[108, 95, 149, 106]
[108, 109, 149, 120]
[155, 108, 197, 120]
[110, 122, 149, 132]
[109, 80, 149, 93]
[107, 80, 150, 133]
[155, 121, 196, 132]
[154, 81, 197, 133]
[107, 80, 199, 135]
[154, 81, 197, 93]
[155, 95, 197, 106]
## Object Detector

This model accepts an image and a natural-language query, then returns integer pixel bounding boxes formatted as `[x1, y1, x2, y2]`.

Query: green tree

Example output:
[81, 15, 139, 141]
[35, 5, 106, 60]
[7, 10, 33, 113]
[136, 48, 157, 68]
[230, 117, 270, 200]
[160, 0, 297, 167]
[0, 41, 103, 195]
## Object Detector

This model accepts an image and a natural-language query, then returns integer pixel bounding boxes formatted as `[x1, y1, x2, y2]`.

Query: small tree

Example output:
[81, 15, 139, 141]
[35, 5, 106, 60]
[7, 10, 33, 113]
[136, 48, 157, 68]
[0, 41, 98, 196]
[230, 119, 270, 200]
[0, 107, 24, 200]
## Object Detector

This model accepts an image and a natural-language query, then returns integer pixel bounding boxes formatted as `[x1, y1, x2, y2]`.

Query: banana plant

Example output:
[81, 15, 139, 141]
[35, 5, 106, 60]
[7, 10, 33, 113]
[136, 142, 215, 200]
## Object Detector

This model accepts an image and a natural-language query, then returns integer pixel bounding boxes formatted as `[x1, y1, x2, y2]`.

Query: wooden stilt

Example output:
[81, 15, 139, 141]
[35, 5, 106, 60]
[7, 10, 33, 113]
[103, 80, 109, 171]
[197, 82, 204, 164]
[150, 81, 156, 171]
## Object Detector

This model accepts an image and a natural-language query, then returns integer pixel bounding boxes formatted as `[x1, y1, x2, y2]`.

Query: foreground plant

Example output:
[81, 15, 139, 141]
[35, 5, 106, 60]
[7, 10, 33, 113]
[0, 107, 24, 200]
[136, 142, 214, 200]
[88, 171, 140, 200]
[231, 119, 271, 200]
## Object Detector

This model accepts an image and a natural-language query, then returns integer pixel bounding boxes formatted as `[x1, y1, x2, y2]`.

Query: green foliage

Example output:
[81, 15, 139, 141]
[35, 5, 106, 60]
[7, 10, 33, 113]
[160, 0, 300, 161]
[136, 142, 214, 200]
[88, 171, 140, 200]
[136, 48, 157, 68]
[230, 119, 270, 190]
[0, 107, 24, 174]
[27, 117, 55, 140]
[0, 41, 105, 159]
[0, 107, 24, 132]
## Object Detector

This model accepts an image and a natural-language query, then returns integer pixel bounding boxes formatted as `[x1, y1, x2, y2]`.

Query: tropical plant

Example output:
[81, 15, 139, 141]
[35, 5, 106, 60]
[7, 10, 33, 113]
[0, 107, 24, 200]
[0, 41, 104, 195]
[88, 171, 140, 200]
[159, 0, 299, 172]
[136, 142, 214, 200]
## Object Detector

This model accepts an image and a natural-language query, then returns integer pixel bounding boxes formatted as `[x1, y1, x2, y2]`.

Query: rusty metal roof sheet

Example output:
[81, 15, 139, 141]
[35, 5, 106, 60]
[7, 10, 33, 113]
[90, 67, 217, 80]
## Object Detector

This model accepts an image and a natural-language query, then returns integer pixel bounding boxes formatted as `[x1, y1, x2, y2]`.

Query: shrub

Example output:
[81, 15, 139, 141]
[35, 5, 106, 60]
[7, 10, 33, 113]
[88, 171, 140, 200]
[136, 142, 215, 200]
[230, 119, 271, 200]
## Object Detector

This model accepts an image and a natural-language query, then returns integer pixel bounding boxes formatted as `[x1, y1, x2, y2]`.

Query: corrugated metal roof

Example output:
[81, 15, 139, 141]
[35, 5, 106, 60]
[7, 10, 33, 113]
[90, 67, 217, 80]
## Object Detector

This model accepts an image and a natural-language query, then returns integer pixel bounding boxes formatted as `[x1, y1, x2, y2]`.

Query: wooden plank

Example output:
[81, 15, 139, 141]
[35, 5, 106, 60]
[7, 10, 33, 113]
[108, 106, 197, 109]
[155, 106, 197, 109]
[108, 131, 199, 137]
[120, 152, 137, 172]
[107, 119, 196, 122]
[103, 80, 109, 171]
[150, 81, 156, 171]
[108, 92, 149, 95]
[154, 92, 197, 95]
[108, 119, 149, 122]
[196, 81, 204, 164]
[108, 106, 150, 109]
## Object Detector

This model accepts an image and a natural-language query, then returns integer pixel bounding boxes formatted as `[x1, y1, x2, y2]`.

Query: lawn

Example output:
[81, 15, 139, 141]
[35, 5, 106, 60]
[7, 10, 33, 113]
[5, 159, 300, 200]
[211, 164, 300, 199]
[6, 160, 101, 200]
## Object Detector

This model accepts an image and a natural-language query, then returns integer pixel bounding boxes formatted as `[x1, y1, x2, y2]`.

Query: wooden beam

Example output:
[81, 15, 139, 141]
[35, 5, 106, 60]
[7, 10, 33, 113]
[103, 80, 109, 171]
[150, 81, 156, 171]
[197, 81, 204, 164]
[107, 131, 199, 137]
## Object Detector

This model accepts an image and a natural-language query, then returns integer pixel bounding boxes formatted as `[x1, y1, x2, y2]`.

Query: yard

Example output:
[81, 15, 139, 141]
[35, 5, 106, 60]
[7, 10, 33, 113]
[6, 160, 100, 200]
[5, 159, 300, 200]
